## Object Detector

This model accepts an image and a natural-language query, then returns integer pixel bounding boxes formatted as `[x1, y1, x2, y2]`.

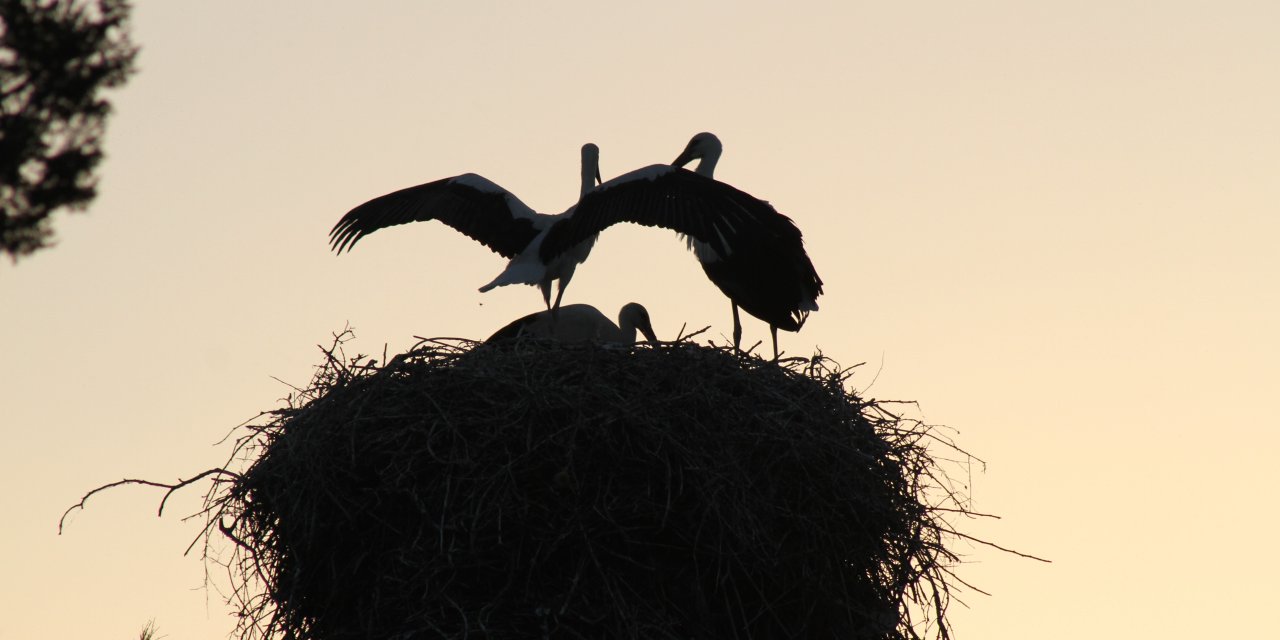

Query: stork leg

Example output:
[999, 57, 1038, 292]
[731, 302, 743, 352]
[552, 280, 568, 316]
[550, 267, 575, 321]
[770, 325, 779, 361]
[539, 281, 554, 310]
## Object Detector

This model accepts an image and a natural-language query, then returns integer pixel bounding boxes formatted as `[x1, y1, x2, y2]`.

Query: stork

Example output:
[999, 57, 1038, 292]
[670, 132, 822, 357]
[533, 133, 823, 359]
[486, 302, 658, 344]
[329, 144, 603, 311]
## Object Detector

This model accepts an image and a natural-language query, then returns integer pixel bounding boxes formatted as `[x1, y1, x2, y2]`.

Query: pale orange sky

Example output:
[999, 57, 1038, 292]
[3, 2, 1278, 638]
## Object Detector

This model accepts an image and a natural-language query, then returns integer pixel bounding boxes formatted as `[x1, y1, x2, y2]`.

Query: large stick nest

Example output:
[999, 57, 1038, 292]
[207, 334, 973, 640]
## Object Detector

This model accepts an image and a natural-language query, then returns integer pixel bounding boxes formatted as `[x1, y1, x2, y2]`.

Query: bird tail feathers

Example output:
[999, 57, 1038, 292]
[479, 262, 545, 292]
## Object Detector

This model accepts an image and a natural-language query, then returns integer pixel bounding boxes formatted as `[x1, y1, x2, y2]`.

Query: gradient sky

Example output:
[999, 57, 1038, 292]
[3, 1, 1278, 638]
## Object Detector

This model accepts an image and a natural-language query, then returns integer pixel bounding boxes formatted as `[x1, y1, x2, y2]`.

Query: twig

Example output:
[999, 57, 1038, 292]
[59, 468, 239, 534]
[949, 530, 1052, 563]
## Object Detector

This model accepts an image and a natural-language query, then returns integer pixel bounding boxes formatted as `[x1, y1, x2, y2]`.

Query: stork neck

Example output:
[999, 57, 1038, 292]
[617, 319, 637, 343]
[694, 151, 720, 177]
[580, 158, 599, 197]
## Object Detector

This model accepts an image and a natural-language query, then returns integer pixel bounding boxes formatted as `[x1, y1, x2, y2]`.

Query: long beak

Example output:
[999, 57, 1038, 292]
[672, 147, 695, 168]
[595, 167, 602, 186]
[639, 323, 658, 344]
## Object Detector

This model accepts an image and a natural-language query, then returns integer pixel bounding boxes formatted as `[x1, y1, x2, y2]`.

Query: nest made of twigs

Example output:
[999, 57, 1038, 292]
[205, 333, 971, 640]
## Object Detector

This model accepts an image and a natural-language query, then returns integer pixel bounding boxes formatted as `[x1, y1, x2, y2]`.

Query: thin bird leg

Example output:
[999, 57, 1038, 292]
[770, 325, 779, 361]
[540, 280, 554, 314]
[731, 303, 743, 352]
[552, 280, 568, 316]
[550, 267, 575, 321]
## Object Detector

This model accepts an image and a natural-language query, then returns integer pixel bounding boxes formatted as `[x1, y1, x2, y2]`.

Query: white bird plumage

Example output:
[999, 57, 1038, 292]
[534, 133, 823, 358]
[329, 144, 602, 310]
[669, 132, 823, 357]
[330, 134, 822, 358]
[485, 302, 658, 344]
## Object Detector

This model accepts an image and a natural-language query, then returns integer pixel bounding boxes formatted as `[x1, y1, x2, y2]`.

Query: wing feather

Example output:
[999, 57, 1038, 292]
[538, 166, 804, 263]
[330, 174, 544, 258]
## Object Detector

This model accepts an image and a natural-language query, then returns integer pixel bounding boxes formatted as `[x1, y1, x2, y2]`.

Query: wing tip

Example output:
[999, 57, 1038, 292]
[329, 230, 359, 255]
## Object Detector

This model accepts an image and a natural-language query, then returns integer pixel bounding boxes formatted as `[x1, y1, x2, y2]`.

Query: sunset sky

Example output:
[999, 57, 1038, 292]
[3, 1, 1278, 638]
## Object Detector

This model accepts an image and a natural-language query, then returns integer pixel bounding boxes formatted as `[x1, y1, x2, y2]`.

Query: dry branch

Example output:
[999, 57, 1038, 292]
[59, 469, 239, 534]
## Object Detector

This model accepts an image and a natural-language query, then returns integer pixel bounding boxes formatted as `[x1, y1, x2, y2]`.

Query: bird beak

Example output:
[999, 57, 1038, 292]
[672, 142, 696, 168]
[595, 166, 602, 186]
[639, 323, 658, 344]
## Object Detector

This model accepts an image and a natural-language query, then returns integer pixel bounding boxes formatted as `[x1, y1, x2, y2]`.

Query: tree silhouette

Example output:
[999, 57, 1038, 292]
[0, 0, 136, 260]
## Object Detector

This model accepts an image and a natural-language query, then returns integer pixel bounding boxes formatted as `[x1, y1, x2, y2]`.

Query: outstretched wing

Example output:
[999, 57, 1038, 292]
[330, 173, 544, 258]
[538, 165, 804, 263]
